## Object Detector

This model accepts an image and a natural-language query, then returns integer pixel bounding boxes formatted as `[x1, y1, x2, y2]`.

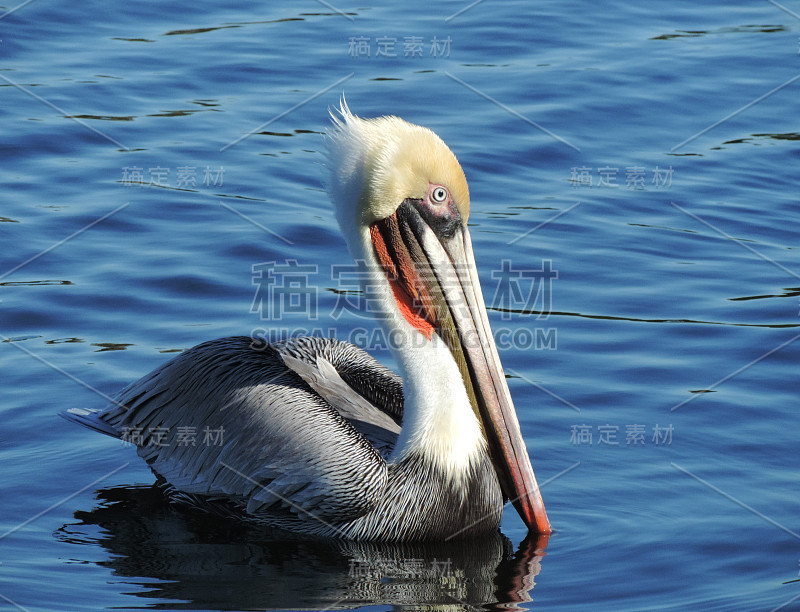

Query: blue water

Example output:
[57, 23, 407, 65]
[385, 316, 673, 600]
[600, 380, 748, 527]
[2, 1, 799, 610]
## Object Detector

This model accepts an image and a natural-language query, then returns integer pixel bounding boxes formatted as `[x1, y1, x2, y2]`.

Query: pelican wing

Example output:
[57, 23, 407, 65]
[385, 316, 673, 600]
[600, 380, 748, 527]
[271, 336, 403, 456]
[272, 336, 403, 423]
[82, 336, 394, 523]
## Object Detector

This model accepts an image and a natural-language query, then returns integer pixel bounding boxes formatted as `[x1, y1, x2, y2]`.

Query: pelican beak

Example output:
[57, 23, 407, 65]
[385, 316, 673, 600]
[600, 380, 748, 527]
[370, 201, 552, 535]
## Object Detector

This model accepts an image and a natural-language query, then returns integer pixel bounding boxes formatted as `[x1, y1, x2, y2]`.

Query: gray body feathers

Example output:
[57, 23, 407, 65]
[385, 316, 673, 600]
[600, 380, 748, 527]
[62, 336, 503, 541]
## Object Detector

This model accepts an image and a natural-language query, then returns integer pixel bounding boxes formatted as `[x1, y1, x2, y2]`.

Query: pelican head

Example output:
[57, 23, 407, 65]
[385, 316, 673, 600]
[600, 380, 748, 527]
[327, 103, 551, 535]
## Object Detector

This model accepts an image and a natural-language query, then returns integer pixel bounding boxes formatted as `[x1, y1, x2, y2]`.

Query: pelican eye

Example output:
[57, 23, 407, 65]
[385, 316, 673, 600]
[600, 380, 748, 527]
[430, 185, 449, 205]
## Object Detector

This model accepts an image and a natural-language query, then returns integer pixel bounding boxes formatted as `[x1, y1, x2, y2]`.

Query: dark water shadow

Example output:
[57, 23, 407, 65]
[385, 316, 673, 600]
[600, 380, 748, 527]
[56, 485, 549, 610]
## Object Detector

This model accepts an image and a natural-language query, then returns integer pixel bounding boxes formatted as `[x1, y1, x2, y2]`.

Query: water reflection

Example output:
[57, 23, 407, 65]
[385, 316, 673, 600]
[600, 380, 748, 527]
[58, 485, 548, 610]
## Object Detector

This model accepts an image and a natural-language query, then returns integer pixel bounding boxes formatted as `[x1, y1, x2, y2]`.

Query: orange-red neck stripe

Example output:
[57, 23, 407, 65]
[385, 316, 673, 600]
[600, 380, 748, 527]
[370, 221, 435, 340]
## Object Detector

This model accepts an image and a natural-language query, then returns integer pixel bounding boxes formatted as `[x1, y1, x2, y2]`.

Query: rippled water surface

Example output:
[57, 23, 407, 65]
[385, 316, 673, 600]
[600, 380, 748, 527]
[2, 1, 799, 610]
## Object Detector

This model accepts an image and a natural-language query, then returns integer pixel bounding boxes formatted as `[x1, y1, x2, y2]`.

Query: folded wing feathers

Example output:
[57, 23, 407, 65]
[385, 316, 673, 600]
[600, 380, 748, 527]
[62, 336, 401, 525]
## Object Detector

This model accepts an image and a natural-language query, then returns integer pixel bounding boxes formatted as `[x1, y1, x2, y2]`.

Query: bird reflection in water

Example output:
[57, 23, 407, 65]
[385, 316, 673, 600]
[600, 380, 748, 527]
[57, 485, 549, 610]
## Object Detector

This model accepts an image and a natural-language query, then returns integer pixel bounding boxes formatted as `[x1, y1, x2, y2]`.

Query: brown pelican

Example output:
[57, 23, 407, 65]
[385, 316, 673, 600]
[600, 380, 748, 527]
[62, 104, 551, 541]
